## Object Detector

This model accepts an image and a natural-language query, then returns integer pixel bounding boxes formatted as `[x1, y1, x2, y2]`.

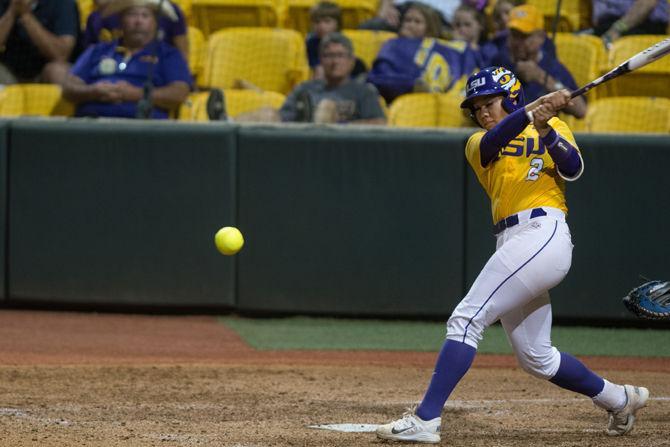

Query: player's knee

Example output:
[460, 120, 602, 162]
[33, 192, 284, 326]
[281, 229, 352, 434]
[446, 315, 483, 348]
[516, 346, 561, 379]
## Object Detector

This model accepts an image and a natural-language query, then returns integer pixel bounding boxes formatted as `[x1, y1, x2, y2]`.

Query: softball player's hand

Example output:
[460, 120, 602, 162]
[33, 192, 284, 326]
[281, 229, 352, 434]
[531, 103, 555, 136]
[541, 89, 572, 111]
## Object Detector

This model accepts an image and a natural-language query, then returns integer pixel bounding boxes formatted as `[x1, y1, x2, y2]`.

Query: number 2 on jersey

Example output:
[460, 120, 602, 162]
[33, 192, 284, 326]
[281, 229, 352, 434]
[526, 158, 544, 181]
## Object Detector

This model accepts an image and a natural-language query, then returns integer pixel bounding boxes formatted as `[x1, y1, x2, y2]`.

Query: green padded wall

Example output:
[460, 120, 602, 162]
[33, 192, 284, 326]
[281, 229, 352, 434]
[236, 126, 470, 317]
[551, 134, 670, 319]
[0, 122, 7, 300]
[8, 120, 237, 307]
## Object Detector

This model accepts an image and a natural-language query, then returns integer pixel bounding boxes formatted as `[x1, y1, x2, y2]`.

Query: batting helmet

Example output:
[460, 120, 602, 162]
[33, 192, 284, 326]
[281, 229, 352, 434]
[460, 66, 525, 114]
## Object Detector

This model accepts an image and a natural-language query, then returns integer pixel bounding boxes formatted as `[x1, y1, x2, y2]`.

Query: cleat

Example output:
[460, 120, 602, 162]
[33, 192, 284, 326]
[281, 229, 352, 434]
[376, 409, 441, 444]
[606, 384, 649, 436]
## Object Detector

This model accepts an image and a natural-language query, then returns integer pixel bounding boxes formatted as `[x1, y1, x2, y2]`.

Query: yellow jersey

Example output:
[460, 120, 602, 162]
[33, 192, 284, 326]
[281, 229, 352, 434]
[465, 117, 579, 224]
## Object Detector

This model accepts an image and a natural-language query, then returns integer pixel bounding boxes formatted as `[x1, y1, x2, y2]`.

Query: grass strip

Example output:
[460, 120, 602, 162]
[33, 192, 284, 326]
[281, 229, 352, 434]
[220, 316, 670, 357]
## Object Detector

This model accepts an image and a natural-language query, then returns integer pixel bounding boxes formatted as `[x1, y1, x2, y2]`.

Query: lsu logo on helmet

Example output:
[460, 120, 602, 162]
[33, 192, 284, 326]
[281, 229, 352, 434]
[491, 67, 521, 103]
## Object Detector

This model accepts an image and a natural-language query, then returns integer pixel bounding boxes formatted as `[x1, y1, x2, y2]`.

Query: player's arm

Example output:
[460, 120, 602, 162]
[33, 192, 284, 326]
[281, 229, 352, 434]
[603, 0, 659, 43]
[0, 4, 17, 49]
[17, 5, 75, 62]
[479, 108, 529, 166]
[531, 95, 583, 180]
[478, 91, 577, 167]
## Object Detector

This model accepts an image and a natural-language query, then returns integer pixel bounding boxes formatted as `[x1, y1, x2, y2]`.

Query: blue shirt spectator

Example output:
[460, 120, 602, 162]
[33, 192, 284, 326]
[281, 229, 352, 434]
[70, 39, 192, 118]
[480, 29, 557, 68]
[63, 2, 191, 119]
[488, 4, 586, 118]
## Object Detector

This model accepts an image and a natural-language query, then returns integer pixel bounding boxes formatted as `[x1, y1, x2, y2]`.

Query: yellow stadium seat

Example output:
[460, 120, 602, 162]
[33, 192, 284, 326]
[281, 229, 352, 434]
[525, 0, 591, 32]
[584, 97, 670, 133]
[178, 89, 285, 121]
[191, 0, 284, 37]
[285, 0, 378, 35]
[187, 26, 206, 86]
[437, 91, 471, 128]
[389, 90, 473, 129]
[554, 33, 606, 100]
[178, 91, 209, 121]
[0, 84, 73, 117]
[0, 86, 24, 116]
[202, 27, 308, 94]
[342, 29, 396, 70]
[388, 93, 439, 127]
[558, 112, 586, 133]
[606, 35, 670, 98]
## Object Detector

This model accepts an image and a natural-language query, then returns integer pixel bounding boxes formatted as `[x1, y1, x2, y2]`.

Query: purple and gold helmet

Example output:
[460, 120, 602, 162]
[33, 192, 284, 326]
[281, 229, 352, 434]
[460, 66, 525, 113]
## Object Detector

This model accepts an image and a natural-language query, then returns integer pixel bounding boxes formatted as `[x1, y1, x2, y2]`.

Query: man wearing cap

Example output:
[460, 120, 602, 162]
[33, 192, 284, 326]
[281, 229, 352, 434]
[0, 0, 79, 84]
[82, 0, 189, 61]
[63, 0, 191, 119]
[490, 4, 586, 118]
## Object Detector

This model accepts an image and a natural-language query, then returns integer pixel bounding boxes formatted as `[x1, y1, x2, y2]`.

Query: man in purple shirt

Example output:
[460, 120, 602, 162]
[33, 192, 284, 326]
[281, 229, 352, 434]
[63, 0, 191, 119]
[489, 4, 587, 119]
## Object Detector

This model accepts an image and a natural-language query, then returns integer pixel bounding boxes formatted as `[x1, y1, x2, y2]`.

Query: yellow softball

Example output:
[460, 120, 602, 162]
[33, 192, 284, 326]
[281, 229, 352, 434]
[214, 226, 244, 256]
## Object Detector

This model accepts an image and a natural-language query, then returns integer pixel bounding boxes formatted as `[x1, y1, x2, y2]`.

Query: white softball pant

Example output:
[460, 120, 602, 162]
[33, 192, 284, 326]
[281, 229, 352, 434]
[447, 207, 573, 379]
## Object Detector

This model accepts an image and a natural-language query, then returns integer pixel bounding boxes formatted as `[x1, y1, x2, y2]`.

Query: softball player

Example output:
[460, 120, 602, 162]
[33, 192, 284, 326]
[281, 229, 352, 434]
[376, 67, 649, 444]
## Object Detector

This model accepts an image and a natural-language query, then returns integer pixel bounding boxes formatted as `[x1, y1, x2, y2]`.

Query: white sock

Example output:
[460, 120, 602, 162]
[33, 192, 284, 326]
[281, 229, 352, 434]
[592, 379, 626, 410]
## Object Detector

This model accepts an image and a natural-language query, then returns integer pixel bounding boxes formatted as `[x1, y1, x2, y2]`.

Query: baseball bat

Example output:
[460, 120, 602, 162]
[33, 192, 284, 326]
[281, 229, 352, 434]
[570, 37, 670, 98]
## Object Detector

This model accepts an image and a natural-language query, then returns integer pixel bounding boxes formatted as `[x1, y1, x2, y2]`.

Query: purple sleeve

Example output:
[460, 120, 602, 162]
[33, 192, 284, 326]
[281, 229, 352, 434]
[168, 3, 187, 37]
[159, 45, 193, 88]
[541, 128, 582, 178]
[479, 108, 530, 167]
[82, 12, 103, 47]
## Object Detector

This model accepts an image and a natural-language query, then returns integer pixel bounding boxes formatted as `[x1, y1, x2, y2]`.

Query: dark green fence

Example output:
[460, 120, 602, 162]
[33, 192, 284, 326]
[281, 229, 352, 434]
[7, 120, 237, 307]
[236, 126, 467, 316]
[0, 119, 667, 320]
[0, 122, 7, 301]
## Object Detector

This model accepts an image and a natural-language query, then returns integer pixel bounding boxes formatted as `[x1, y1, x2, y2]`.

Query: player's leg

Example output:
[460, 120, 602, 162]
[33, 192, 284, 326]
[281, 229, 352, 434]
[377, 217, 570, 443]
[501, 293, 649, 436]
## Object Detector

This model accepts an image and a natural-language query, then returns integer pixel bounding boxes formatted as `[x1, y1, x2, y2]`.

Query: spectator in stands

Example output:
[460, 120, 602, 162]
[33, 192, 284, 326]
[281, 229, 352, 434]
[491, 0, 517, 35]
[360, 0, 489, 33]
[591, 0, 669, 47]
[358, 0, 450, 33]
[306, 1, 366, 81]
[367, 2, 480, 103]
[63, 0, 191, 119]
[82, 0, 189, 60]
[489, 4, 586, 118]
[278, 33, 385, 124]
[452, 4, 488, 51]
[0, 0, 79, 84]
[479, 0, 556, 66]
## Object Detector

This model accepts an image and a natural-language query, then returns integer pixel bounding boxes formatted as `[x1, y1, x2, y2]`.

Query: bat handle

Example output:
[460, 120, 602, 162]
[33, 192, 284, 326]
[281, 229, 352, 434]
[570, 86, 588, 99]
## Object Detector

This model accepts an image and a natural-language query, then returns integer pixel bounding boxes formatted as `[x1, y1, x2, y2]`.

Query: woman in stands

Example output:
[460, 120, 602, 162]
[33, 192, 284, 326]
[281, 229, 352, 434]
[367, 2, 480, 103]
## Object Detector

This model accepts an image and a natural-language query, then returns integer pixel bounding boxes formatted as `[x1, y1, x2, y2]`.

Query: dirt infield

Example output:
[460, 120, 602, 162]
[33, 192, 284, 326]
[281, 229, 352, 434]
[0, 310, 668, 446]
